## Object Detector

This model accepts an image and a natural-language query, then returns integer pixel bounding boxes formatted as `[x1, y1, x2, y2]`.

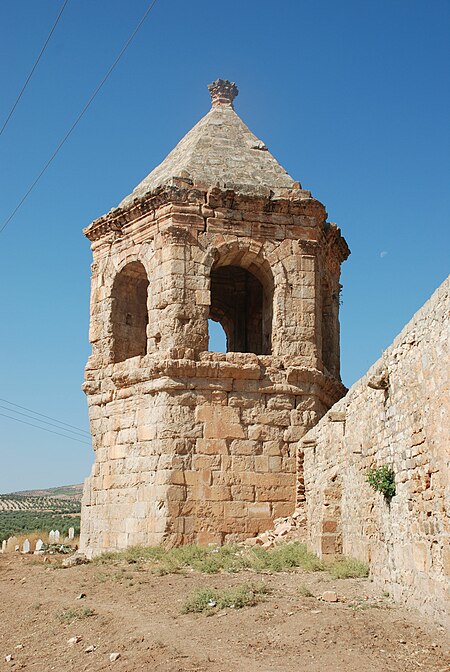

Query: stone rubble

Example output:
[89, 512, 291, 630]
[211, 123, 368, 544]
[243, 508, 307, 549]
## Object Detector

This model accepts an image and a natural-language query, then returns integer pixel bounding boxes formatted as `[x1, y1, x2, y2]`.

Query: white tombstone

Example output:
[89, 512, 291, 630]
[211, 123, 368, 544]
[54, 530, 60, 543]
[1, 540, 6, 553]
[49, 530, 55, 543]
[35, 539, 44, 552]
[22, 539, 30, 554]
[68, 527, 75, 540]
[6, 536, 18, 552]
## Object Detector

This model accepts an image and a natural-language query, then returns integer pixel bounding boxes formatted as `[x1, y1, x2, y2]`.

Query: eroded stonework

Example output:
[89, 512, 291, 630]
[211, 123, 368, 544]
[301, 276, 449, 625]
[80, 81, 349, 557]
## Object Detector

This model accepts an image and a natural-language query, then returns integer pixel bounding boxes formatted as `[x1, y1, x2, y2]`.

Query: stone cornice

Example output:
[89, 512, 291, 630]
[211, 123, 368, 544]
[83, 184, 325, 242]
[323, 222, 350, 264]
[83, 353, 346, 407]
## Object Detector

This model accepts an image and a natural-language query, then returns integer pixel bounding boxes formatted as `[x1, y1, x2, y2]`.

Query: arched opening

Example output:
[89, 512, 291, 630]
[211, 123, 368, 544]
[209, 263, 272, 355]
[321, 278, 333, 373]
[208, 319, 227, 352]
[111, 261, 149, 363]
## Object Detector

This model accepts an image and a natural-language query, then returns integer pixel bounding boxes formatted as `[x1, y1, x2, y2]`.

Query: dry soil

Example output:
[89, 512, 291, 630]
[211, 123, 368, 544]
[0, 553, 448, 672]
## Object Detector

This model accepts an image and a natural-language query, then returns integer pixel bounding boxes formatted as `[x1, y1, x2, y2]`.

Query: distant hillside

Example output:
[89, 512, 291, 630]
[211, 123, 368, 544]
[0, 485, 82, 542]
[5, 484, 83, 501]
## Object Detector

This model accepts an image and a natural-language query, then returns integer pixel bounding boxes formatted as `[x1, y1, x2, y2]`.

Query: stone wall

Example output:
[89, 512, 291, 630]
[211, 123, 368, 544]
[301, 276, 449, 624]
[81, 352, 342, 555]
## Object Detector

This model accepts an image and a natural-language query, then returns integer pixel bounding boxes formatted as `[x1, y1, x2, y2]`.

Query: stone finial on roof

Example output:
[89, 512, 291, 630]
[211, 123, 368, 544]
[208, 79, 239, 108]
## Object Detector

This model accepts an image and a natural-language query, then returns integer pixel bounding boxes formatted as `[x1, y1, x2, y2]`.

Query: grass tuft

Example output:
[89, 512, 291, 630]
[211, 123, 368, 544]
[326, 557, 369, 579]
[182, 582, 270, 614]
[56, 606, 95, 623]
[298, 584, 315, 597]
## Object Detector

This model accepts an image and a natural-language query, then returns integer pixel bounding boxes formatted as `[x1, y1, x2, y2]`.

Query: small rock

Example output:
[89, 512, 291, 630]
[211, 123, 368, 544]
[67, 636, 81, 646]
[258, 532, 271, 543]
[14, 644, 23, 650]
[84, 644, 96, 653]
[321, 591, 338, 602]
[63, 553, 88, 568]
[207, 599, 216, 608]
[274, 521, 292, 537]
[5, 655, 13, 662]
[76, 593, 86, 600]
[110, 653, 121, 662]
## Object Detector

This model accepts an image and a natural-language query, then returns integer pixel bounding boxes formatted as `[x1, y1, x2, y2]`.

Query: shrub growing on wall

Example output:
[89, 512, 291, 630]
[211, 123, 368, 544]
[366, 465, 396, 499]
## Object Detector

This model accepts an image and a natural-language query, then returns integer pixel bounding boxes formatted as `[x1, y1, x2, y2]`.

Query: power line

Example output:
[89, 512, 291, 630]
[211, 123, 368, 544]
[0, 403, 90, 439]
[0, 0, 70, 138]
[0, 397, 90, 436]
[0, 0, 160, 236]
[0, 411, 91, 446]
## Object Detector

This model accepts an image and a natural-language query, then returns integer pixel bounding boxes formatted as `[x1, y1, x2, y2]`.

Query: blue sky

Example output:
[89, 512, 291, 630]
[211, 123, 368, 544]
[0, 0, 448, 492]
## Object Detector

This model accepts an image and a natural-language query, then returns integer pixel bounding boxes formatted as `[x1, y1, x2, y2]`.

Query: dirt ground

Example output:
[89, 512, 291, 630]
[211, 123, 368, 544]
[0, 553, 448, 672]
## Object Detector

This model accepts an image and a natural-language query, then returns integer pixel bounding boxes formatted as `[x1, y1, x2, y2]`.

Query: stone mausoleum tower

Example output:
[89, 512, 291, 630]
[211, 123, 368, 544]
[80, 80, 350, 556]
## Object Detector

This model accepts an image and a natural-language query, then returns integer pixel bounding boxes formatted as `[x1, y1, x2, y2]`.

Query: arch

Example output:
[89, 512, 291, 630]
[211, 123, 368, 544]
[111, 261, 149, 363]
[208, 246, 274, 355]
[321, 276, 333, 373]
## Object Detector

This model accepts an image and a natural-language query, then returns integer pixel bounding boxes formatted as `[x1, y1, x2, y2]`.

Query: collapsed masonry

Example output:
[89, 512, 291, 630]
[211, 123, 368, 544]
[80, 80, 349, 557]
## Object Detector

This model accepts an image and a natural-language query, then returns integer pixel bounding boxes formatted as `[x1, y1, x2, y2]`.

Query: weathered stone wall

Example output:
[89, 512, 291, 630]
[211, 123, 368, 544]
[81, 353, 342, 555]
[301, 277, 449, 624]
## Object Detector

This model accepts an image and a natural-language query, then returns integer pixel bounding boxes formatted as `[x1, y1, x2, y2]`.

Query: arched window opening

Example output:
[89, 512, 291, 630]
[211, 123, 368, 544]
[208, 319, 227, 352]
[209, 264, 272, 355]
[111, 261, 149, 363]
[321, 278, 333, 374]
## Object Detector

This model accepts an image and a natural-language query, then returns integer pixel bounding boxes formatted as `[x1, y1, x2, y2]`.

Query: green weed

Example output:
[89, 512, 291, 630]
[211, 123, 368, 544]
[182, 582, 270, 614]
[298, 584, 315, 597]
[56, 607, 95, 623]
[366, 465, 396, 499]
[326, 557, 369, 579]
[95, 541, 369, 581]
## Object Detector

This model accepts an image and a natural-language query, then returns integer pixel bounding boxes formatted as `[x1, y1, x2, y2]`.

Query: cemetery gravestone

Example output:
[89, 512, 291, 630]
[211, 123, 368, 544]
[6, 536, 18, 552]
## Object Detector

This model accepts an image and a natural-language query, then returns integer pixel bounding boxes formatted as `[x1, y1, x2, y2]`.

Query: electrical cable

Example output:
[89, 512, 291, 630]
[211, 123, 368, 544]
[0, 403, 89, 439]
[0, 397, 90, 436]
[0, 411, 91, 446]
[0, 0, 70, 138]
[0, 0, 160, 236]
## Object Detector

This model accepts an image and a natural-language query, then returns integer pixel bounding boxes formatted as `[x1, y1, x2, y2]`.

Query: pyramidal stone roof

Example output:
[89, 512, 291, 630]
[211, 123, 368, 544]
[118, 80, 297, 208]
